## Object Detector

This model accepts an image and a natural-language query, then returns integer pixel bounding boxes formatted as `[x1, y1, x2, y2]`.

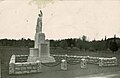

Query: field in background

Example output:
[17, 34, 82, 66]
[0, 52, 1, 78]
[1, 46, 120, 78]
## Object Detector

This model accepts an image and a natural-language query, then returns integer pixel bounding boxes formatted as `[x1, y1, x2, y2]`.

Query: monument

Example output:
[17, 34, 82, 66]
[27, 10, 55, 63]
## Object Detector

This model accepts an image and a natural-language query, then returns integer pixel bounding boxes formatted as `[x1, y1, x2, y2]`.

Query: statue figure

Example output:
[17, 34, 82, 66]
[36, 10, 43, 33]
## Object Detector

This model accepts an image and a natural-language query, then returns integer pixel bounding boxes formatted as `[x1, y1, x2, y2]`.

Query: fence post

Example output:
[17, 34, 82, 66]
[81, 59, 87, 68]
[36, 60, 42, 73]
[9, 63, 15, 74]
[112, 57, 117, 65]
[99, 58, 103, 67]
[9, 55, 15, 74]
[61, 59, 67, 70]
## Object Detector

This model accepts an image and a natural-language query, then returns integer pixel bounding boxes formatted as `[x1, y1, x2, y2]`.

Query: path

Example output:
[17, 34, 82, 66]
[75, 71, 120, 78]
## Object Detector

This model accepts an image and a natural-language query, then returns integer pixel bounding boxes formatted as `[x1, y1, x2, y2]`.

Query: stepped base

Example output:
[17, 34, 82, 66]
[27, 56, 55, 63]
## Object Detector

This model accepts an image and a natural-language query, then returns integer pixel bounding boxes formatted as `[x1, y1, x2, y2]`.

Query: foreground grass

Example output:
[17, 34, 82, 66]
[1, 46, 120, 78]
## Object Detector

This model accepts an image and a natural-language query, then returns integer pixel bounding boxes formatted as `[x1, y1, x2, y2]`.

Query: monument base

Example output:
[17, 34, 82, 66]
[27, 56, 39, 62]
[38, 56, 55, 63]
[27, 56, 55, 63]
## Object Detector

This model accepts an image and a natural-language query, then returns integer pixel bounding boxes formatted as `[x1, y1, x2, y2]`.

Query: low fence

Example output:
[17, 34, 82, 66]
[99, 57, 117, 66]
[9, 54, 118, 74]
[52, 55, 118, 66]
[15, 55, 28, 63]
[87, 56, 100, 64]
[9, 55, 41, 74]
[53, 55, 89, 64]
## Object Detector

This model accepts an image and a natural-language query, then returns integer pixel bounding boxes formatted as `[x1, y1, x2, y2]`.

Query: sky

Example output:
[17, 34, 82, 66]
[0, 0, 120, 41]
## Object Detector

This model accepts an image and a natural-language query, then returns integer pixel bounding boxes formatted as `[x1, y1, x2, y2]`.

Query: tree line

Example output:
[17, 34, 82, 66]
[0, 35, 119, 52]
[50, 35, 120, 52]
[0, 38, 34, 48]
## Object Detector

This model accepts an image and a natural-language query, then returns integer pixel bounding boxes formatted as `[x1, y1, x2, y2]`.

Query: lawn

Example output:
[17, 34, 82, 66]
[1, 46, 120, 78]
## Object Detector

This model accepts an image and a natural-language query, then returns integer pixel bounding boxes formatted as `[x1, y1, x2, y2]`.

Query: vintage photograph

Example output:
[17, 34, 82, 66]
[0, 0, 120, 78]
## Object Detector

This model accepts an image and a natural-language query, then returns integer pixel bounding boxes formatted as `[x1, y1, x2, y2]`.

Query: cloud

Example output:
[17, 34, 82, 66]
[29, 0, 57, 8]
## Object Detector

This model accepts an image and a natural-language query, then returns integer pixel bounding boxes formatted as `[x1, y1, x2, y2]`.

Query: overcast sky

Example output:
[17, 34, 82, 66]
[0, 0, 120, 40]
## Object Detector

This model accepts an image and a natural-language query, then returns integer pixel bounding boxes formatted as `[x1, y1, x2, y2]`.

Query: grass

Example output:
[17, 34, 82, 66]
[1, 46, 120, 78]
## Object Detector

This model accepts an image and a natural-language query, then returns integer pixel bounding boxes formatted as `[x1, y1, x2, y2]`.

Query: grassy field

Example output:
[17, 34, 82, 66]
[1, 46, 120, 78]
[0, 53, 1, 78]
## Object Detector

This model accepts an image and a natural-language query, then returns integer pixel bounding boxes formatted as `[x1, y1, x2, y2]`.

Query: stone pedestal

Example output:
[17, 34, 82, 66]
[27, 33, 55, 63]
[29, 48, 39, 57]
[27, 48, 39, 62]
[27, 11, 55, 63]
[35, 33, 45, 48]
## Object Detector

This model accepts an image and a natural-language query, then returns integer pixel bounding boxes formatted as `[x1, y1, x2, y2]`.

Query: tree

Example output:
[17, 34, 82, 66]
[91, 40, 107, 51]
[107, 35, 118, 53]
[60, 40, 68, 49]
[66, 38, 75, 48]
[75, 39, 82, 50]
[109, 40, 118, 53]
[82, 35, 87, 41]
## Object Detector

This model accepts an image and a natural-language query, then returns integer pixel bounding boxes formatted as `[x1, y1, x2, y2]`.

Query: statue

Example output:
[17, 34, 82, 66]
[27, 9, 55, 63]
[36, 10, 43, 33]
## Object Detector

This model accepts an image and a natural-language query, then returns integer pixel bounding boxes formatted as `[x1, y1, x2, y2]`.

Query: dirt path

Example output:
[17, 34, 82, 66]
[75, 71, 120, 78]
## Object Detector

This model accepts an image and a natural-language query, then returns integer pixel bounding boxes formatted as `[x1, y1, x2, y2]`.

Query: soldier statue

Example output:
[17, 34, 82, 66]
[36, 10, 43, 33]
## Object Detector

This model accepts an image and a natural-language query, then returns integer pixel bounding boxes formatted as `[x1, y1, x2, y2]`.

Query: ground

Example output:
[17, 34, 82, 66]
[1, 46, 120, 78]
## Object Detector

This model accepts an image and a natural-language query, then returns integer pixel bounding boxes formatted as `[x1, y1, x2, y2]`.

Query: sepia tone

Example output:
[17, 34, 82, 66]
[1, 0, 120, 78]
